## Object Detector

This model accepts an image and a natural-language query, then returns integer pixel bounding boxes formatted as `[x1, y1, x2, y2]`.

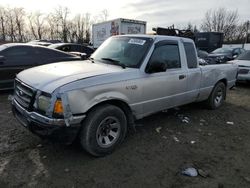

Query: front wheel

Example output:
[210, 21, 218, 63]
[206, 82, 226, 109]
[80, 104, 127, 157]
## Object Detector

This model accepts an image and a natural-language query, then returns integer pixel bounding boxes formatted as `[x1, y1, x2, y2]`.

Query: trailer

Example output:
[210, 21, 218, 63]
[92, 18, 146, 48]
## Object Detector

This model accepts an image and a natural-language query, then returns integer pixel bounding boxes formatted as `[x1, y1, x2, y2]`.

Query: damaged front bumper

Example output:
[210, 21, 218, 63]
[12, 99, 85, 144]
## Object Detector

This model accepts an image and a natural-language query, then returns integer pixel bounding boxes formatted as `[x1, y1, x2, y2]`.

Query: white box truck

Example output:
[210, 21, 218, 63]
[92, 18, 146, 48]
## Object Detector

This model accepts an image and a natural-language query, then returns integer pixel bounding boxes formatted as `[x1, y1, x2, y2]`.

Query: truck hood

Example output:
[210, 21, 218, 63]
[17, 60, 125, 93]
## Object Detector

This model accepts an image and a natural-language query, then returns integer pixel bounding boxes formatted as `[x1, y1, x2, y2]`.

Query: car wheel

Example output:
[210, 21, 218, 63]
[80, 104, 127, 157]
[206, 82, 226, 109]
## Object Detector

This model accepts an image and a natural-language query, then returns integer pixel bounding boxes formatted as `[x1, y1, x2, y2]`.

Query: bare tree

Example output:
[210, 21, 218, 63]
[12, 8, 26, 42]
[201, 8, 239, 42]
[28, 11, 45, 40]
[54, 6, 70, 42]
[0, 6, 7, 41]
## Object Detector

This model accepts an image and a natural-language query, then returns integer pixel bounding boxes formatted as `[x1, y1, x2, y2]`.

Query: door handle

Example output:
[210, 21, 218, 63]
[179, 75, 186, 80]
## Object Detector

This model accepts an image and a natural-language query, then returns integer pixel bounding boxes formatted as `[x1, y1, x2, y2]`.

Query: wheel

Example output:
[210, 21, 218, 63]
[206, 82, 226, 109]
[80, 104, 127, 157]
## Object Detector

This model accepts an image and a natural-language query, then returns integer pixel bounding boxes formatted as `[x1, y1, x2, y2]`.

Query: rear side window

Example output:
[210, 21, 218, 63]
[184, 42, 198, 69]
[4, 46, 33, 56]
[35, 47, 71, 57]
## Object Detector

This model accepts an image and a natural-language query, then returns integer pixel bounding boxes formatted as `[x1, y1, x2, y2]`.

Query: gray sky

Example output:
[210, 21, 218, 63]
[1, 0, 250, 32]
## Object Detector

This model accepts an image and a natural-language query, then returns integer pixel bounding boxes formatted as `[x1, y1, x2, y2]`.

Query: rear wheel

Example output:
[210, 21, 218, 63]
[80, 104, 127, 157]
[206, 82, 226, 109]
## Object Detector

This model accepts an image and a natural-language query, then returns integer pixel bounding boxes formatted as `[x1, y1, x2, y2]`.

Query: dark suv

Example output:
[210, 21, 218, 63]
[0, 43, 81, 90]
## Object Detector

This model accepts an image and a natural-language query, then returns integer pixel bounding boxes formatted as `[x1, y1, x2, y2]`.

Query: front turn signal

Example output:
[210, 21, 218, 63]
[54, 100, 64, 115]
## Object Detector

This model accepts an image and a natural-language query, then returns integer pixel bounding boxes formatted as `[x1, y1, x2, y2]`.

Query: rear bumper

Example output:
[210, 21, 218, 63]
[12, 99, 85, 144]
[237, 74, 250, 81]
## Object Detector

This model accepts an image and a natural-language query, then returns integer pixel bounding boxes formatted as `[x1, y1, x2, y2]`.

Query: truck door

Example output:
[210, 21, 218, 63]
[141, 41, 188, 115]
[183, 42, 202, 103]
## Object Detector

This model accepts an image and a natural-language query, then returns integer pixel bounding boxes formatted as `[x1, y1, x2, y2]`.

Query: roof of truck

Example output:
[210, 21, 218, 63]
[113, 34, 194, 43]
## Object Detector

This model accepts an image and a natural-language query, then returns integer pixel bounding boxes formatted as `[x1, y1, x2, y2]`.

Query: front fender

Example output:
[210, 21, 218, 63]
[65, 90, 130, 115]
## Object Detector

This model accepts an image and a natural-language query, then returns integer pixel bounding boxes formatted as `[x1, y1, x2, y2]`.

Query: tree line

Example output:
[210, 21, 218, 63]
[0, 6, 249, 44]
[0, 6, 108, 43]
[185, 8, 249, 44]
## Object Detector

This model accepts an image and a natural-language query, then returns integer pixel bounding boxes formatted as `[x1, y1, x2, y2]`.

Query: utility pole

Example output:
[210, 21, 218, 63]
[243, 20, 250, 49]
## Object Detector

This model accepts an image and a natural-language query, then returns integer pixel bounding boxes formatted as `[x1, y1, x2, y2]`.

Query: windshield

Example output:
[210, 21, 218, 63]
[91, 36, 153, 68]
[0, 44, 7, 52]
[212, 48, 232, 54]
[236, 51, 250, 60]
[48, 43, 63, 49]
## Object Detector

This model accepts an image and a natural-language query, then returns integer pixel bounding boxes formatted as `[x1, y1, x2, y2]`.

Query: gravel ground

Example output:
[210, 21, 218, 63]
[0, 83, 250, 188]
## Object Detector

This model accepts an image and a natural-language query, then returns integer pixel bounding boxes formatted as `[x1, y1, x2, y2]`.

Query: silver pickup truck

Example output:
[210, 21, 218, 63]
[12, 35, 238, 156]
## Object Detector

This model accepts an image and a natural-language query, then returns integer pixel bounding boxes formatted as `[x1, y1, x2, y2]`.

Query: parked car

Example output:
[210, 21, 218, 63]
[230, 50, 250, 82]
[207, 47, 246, 64]
[12, 35, 238, 156]
[28, 39, 62, 46]
[0, 43, 81, 90]
[48, 43, 94, 58]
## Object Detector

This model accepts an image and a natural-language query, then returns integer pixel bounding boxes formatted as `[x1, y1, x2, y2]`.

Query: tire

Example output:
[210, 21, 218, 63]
[206, 82, 226, 109]
[80, 104, 127, 157]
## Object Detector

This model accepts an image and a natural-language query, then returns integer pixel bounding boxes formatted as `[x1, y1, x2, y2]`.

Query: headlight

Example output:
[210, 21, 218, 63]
[37, 95, 51, 112]
[216, 56, 225, 63]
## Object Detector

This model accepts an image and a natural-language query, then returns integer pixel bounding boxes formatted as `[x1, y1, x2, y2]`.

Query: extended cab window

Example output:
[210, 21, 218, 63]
[184, 42, 198, 68]
[149, 44, 181, 69]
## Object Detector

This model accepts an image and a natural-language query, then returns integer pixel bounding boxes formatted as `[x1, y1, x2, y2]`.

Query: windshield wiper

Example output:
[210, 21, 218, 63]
[101, 58, 126, 69]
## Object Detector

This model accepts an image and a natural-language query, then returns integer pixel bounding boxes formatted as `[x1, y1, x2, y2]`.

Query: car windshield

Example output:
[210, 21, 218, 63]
[48, 43, 63, 49]
[91, 36, 153, 68]
[236, 51, 250, 60]
[212, 48, 232, 54]
[0, 44, 7, 52]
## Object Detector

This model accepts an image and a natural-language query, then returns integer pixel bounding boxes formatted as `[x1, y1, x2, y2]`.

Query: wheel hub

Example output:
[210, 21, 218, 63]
[96, 116, 121, 148]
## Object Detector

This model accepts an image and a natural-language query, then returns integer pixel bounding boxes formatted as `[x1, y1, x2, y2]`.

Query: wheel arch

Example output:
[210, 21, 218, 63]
[214, 78, 227, 99]
[85, 99, 135, 128]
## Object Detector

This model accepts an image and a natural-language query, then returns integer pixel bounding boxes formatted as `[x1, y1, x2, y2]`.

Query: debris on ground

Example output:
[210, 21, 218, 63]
[181, 167, 198, 177]
[36, 144, 43, 148]
[7, 95, 13, 101]
[64, 168, 70, 172]
[226, 121, 234, 125]
[198, 169, 209, 178]
[200, 119, 206, 122]
[177, 114, 190, 124]
[162, 109, 168, 113]
[173, 136, 180, 142]
[155, 127, 162, 133]
[190, 141, 196, 144]
[42, 156, 47, 159]
[208, 133, 213, 136]
[162, 136, 167, 139]
[243, 176, 250, 183]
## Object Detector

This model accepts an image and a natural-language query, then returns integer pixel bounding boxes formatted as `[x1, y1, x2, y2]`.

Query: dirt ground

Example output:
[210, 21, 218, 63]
[0, 83, 250, 188]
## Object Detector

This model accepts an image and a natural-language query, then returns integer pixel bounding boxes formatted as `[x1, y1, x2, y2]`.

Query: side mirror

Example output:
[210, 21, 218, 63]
[146, 62, 167, 73]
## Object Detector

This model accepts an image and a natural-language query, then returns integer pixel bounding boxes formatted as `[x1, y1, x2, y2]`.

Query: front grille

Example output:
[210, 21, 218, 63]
[14, 79, 36, 111]
[238, 69, 249, 74]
